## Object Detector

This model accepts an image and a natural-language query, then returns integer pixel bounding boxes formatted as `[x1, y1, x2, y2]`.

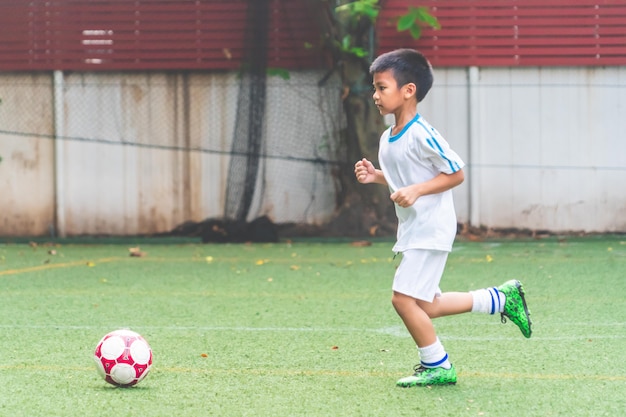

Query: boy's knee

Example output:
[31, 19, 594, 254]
[391, 291, 411, 312]
[391, 291, 401, 306]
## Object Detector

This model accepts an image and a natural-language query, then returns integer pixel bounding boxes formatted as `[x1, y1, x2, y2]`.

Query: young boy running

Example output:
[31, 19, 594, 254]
[354, 49, 532, 387]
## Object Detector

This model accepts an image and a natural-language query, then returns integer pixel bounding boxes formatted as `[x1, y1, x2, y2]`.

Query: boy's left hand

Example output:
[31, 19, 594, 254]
[390, 171, 464, 207]
[390, 185, 420, 208]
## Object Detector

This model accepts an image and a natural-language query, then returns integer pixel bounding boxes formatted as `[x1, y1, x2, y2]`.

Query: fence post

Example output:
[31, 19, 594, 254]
[468, 66, 481, 228]
[53, 70, 66, 238]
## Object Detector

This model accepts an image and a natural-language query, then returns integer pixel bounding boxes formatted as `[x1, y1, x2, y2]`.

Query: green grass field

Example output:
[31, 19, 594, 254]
[0, 236, 625, 416]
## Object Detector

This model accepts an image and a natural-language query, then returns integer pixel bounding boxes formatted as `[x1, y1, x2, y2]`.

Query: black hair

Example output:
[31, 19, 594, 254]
[369, 48, 433, 102]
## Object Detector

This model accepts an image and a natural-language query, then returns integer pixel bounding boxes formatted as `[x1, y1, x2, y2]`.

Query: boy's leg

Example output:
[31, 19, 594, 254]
[391, 250, 459, 387]
[416, 292, 473, 318]
[392, 291, 437, 347]
[418, 283, 531, 338]
[392, 292, 457, 387]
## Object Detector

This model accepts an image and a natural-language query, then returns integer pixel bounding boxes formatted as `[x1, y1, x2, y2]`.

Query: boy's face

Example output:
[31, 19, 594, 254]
[372, 70, 415, 115]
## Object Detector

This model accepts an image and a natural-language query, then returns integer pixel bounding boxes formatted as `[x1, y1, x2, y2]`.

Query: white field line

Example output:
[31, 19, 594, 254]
[0, 324, 624, 341]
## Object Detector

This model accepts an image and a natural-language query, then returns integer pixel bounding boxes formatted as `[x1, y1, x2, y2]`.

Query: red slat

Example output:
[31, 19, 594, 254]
[0, 0, 323, 71]
[377, 0, 626, 66]
[2, 0, 625, 70]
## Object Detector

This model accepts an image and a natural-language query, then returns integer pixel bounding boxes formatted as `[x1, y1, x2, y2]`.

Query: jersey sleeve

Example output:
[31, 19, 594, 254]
[418, 125, 465, 174]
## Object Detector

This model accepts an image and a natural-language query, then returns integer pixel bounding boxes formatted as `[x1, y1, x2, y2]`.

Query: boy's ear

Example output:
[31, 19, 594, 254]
[403, 82, 418, 99]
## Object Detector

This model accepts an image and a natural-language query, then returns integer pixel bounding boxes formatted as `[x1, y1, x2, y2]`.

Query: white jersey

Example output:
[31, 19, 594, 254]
[378, 113, 465, 253]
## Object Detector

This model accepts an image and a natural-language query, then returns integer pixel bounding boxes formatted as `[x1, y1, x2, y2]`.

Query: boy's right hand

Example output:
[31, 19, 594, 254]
[354, 158, 377, 184]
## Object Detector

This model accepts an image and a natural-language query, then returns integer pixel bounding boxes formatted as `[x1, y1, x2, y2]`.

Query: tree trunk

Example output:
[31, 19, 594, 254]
[329, 79, 397, 238]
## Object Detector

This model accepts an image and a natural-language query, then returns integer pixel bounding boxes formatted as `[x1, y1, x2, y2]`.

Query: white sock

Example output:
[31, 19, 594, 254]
[471, 287, 505, 314]
[418, 338, 451, 369]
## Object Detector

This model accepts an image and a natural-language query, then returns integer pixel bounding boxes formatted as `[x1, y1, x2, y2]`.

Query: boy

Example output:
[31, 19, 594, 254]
[354, 49, 531, 387]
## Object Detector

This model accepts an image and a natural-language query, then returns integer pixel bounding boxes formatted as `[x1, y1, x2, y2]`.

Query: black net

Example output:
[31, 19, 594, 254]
[0, 1, 348, 239]
[224, 0, 270, 222]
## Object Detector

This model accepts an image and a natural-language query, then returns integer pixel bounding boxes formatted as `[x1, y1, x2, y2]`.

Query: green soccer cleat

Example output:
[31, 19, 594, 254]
[396, 365, 457, 387]
[498, 279, 532, 338]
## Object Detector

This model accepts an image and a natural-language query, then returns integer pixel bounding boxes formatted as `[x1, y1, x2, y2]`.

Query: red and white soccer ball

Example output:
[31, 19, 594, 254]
[94, 329, 153, 387]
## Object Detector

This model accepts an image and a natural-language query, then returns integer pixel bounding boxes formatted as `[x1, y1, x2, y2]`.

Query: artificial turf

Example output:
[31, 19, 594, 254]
[0, 236, 624, 416]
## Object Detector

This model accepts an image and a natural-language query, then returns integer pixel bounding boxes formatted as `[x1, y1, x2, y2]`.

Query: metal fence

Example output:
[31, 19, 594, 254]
[0, 70, 344, 236]
[2, 64, 626, 237]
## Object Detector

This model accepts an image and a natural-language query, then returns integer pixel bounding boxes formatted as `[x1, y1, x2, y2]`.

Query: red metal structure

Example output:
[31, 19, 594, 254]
[0, 0, 323, 71]
[378, 0, 626, 66]
[0, 0, 625, 71]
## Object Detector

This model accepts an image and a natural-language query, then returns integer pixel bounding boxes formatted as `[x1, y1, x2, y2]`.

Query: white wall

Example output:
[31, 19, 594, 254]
[0, 74, 55, 236]
[0, 67, 624, 236]
[0, 71, 341, 236]
[419, 66, 626, 232]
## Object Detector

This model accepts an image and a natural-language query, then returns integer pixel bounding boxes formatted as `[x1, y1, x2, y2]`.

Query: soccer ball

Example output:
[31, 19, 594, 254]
[94, 329, 153, 387]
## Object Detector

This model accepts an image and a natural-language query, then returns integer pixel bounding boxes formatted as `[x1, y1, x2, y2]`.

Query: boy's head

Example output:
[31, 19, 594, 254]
[369, 49, 433, 102]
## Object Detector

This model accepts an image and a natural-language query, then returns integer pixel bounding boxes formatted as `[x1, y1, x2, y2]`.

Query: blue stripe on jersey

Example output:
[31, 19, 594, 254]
[418, 120, 461, 173]
[388, 113, 421, 143]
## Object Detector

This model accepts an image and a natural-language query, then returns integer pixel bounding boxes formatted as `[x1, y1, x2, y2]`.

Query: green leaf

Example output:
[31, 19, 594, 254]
[358, 0, 379, 20]
[409, 24, 422, 39]
[267, 68, 290, 80]
[342, 35, 351, 50]
[334, 3, 352, 13]
[349, 47, 368, 58]
[361, 7, 379, 20]
[336, 1, 379, 22]
[415, 6, 441, 29]
[397, 13, 416, 31]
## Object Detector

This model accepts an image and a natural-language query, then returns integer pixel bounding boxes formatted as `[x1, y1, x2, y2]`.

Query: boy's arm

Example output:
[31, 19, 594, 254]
[355, 158, 388, 186]
[391, 169, 464, 208]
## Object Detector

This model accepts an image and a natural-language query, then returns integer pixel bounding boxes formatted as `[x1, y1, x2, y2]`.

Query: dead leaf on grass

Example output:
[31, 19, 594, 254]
[129, 247, 147, 257]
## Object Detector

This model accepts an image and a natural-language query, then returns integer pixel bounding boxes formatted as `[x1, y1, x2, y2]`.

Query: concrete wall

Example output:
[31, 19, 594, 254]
[0, 66, 624, 236]
[421, 66, 626, 232]
[0, 74, 55, 236]
[0, 71, 340, 236]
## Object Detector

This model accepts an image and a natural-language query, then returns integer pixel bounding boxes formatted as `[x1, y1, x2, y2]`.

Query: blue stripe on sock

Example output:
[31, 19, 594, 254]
[493, 287, 501, 313]
[421, 353, 448, 368]
[488, 289, 495, 315]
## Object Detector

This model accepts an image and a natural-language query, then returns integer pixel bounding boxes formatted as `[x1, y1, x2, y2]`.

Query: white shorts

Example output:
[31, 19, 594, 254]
[392, 249, 449, 302]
